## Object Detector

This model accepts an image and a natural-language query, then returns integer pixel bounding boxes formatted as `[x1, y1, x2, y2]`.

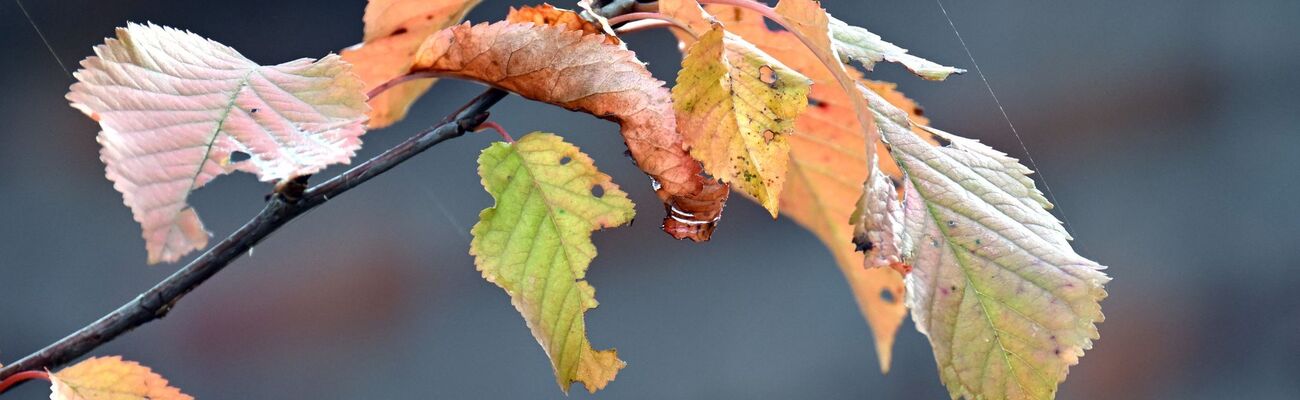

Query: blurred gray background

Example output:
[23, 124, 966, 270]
[2, 0, 1298, 398]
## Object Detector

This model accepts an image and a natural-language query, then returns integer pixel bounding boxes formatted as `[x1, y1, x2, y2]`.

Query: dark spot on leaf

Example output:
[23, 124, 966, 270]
[229, 151, 251, 163]
[392, 27, 409, 36]
[946, 220, 957, 227]
[591, 185, 605, 198]
[559, 156, 572, 165]
[250, 108, 259, 114]
[759, 65, 777, 86]
[950, 285, 958, 292]
[913, 105, 925, 116]
[879, 288, 896, 303]
[1054, 348, 1061, 355]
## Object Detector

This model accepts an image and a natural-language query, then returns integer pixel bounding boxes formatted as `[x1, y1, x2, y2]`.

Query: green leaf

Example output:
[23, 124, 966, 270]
[860, 87, 1108, 399]
[469, 132, 634, 393]
[672, 24, 811, 215]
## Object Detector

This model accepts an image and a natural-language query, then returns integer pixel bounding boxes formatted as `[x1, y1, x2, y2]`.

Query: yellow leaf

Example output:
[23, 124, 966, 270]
[49, 356, 191, 400]
[657, 0, 715, 42]
[709, 5, 933, 372]
[672, 24, 811, 215]
[471, 133, 633, 393]
[340, 0, 481, 128]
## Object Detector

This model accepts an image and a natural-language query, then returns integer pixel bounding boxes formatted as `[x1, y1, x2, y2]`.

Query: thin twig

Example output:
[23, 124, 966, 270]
[0, 88, 510, 385]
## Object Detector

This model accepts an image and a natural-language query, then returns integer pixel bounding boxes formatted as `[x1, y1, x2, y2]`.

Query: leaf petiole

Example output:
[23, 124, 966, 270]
[606, 12, 699, 40]
[475, 121, 514, 143]
[0, 370, 49, 394]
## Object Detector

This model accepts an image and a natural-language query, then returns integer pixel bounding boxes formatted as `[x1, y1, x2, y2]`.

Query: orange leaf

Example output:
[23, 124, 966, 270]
[506, 4, 620, 45]
[710, 5, 932, 372]
[49, 356, 191, 400]
[411, 22, 730, 241]
[341, 0, 482, 128]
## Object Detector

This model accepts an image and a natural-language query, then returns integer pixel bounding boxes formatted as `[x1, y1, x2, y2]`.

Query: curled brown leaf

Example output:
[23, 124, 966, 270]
[411, 22, 729, 240]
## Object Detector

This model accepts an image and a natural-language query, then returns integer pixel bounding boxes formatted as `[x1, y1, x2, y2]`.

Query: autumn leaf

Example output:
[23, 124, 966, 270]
[341, 0, 481, 128]
[825, 16, 965, 80]
[861, 87, 1109, 399]
[49, 356, 191, 400]
[672, 23, 811, 215]
[851, 154, 909, 274]
[657, 0, 714, 42]
[507, 4, 620, 44]
[67, 23, 369, 264]
[470, 132, 631, 393]
[411, 21, 729, 241]
[709, 4, 933, 372]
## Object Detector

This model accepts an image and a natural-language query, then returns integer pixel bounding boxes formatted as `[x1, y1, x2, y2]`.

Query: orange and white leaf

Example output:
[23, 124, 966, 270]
[49, 356, 191, 400]
[341, 0, 482, 128]
[709, 4, 934, 372]
[672, 24, 810, 215]
[67, 23, 369, 264]
[508, 3, 620, 44]
[411, 22, 729, 241]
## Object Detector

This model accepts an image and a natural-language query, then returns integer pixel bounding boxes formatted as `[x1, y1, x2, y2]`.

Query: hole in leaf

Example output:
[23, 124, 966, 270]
[930, 132, 953, 147]
[249, 108, 259, 114]
[808, 98, 827, 108]
[758, 65, 777, 85]
[559, 156, 572, 165]
[763, 130, 777, 143]
[591, 185, 605, 198]
[229, 151, 251, 163]
[763, 17, 786, 32]
[879, 288, 896, 303]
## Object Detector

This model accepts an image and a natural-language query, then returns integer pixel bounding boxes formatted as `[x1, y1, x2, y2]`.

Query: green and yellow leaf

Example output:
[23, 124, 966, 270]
[862, 87, 1108, 399]
[672, 24, 811, 215]
[470, 132, 633, 393]
[49, 356, 191, 400]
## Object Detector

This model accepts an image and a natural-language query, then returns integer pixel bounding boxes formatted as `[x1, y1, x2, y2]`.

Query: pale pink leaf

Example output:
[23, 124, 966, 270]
[67, 23, 370, 264]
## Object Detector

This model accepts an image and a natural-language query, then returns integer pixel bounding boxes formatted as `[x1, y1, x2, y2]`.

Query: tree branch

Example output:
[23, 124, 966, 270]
[0, 88, 509, 383]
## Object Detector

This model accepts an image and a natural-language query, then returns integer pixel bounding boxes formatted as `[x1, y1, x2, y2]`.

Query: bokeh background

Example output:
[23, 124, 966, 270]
[2, 0, 1298, 398]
